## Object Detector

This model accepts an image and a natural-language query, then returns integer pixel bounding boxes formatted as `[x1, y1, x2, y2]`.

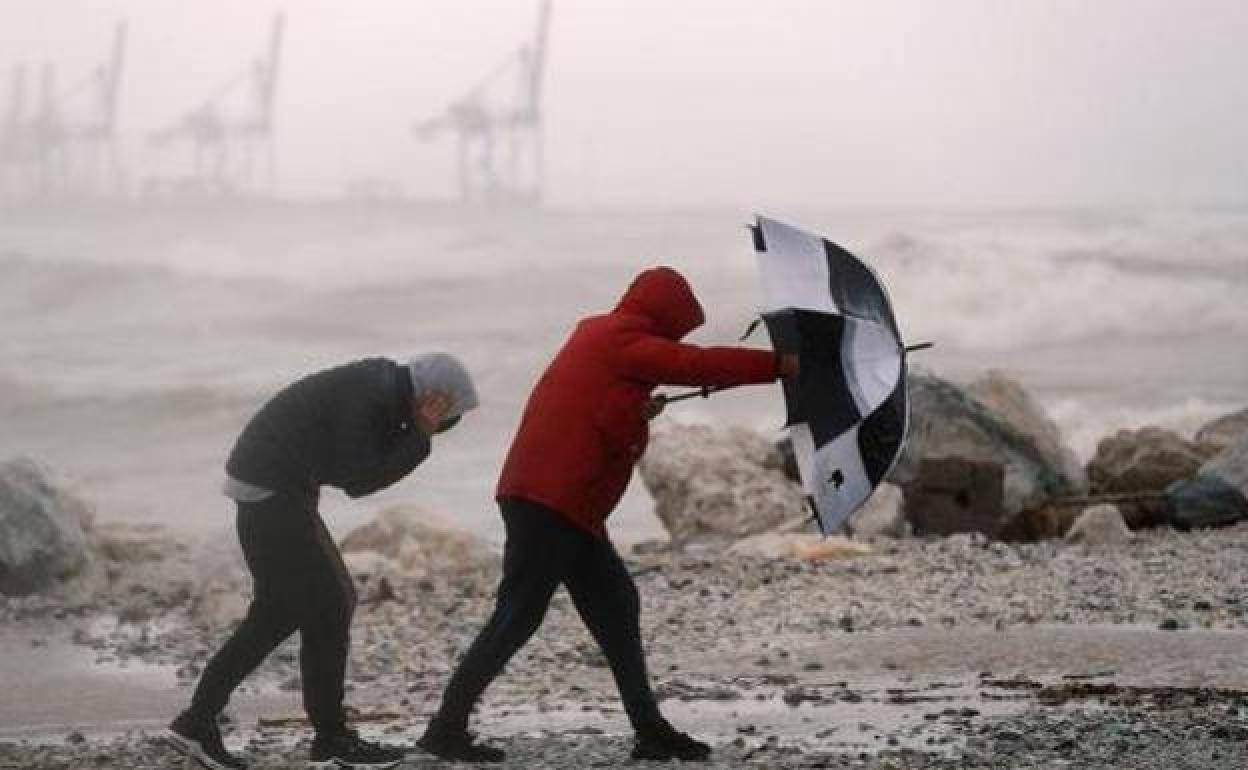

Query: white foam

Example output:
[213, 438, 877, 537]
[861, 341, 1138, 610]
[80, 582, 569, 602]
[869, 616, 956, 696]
[868, 213, 1248, 351]
[1047, 395, 1237, 462]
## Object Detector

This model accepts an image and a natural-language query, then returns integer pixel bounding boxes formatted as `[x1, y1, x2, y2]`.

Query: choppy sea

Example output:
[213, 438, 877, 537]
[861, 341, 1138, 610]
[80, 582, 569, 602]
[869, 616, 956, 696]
[1, 203, 1244, 544]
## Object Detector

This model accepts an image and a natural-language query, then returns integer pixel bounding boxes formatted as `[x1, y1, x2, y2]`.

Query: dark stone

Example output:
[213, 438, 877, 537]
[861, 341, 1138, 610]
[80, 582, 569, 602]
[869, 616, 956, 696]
[1167, 476, 1248, 531]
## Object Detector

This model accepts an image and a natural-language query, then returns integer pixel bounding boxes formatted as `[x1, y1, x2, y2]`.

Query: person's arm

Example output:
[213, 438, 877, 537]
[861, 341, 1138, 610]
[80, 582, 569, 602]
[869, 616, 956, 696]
[612, 333, 783, 387]
[341, 392, 450, 498]
[342, 428, 432, 498]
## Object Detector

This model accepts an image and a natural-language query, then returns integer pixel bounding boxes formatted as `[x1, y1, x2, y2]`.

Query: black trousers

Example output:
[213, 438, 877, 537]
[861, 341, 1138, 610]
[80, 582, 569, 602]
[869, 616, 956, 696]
[431, 497, 662, 732]
[188, 494, 357, 733]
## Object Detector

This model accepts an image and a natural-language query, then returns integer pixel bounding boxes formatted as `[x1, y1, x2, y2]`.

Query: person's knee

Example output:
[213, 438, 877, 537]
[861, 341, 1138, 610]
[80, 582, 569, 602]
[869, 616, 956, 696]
[494, 593, 552, 641]
[295, 591, 353, 639]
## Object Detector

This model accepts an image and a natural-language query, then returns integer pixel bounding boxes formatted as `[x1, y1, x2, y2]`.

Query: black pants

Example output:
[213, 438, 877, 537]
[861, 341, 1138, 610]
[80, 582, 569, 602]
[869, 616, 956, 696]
[431, 497, 662, 732]
[188, 494, 357, 733]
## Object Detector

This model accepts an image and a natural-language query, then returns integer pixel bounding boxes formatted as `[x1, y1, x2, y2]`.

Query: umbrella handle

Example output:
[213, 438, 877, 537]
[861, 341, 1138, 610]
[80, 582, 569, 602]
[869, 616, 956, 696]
[659, 384, 739, 404]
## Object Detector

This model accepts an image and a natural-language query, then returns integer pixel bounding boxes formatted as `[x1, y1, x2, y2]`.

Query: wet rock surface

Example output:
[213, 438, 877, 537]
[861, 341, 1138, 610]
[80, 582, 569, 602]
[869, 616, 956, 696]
[1087, 427, 1214, 496]
[1198, 432, 1248, 497]
[640, 423, 807, 543]
[966, 369, 1087, 493]
[1195, 407, 1248, 453]
[895, 372, 1085, 520]
[0, 458, 95, 596]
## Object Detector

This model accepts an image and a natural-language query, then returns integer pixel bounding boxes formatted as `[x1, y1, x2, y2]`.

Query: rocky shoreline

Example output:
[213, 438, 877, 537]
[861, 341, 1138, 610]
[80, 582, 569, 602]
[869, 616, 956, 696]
[3, 375, 1247, 768]
[5, 516, 1248, 768]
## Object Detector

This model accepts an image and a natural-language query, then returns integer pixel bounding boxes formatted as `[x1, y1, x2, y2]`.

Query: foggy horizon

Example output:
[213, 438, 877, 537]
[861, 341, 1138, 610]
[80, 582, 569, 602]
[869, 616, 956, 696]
[2, 0, 1247, 210]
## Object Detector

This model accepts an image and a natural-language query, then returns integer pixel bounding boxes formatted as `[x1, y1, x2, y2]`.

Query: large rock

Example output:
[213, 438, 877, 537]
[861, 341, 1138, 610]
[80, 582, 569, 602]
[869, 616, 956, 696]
[1167, 476, 1248, 531]
[905, 456, 1005, 537]
[1086, 427, 1214, 495]
[893, 371, 1085, 526]
[639, 423, 807, 544]
[1063, 504, 1131, 546]
[1195, 407, 1248, 453]
[1201, 432, 1248, 495]
[1167, 432, 1248, 530]
[340, 505, 496, 577]
[967, 370, 1086, 490]
[0, 458, 94, 596]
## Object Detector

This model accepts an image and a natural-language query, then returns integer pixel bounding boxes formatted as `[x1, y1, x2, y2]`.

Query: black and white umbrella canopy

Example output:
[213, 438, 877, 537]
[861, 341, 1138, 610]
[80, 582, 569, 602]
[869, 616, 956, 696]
[751, 216, 911, 534]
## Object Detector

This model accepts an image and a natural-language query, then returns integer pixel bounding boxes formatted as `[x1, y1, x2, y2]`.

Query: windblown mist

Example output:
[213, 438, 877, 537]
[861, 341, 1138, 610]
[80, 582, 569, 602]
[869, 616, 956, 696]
[1, 0, 1245, 206]
[0, 2, 1245, 543]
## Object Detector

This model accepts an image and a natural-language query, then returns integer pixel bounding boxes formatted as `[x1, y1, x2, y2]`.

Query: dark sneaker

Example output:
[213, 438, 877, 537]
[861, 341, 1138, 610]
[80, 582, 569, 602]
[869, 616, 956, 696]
[631, 720, 711, 761]
[309, 729, 407, 768]
[164, 710, 248, 770]
[416, 724, 504, 764]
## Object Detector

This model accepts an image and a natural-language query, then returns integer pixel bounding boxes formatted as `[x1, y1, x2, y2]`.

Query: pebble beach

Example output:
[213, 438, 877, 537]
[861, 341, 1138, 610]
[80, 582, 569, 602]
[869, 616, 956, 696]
[5, 520, 1248, 768]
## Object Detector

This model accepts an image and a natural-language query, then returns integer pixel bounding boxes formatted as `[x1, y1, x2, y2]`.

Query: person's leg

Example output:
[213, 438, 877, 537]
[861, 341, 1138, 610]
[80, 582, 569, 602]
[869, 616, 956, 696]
[427, 499, 578, 734]
[170, 498, 300, 769]
[565, 537, 710, 761]
[563, 537, 661, 729]
[295, 512, 357, 736]
[186, 499, 299, 720]
[243, 499, 355, 736]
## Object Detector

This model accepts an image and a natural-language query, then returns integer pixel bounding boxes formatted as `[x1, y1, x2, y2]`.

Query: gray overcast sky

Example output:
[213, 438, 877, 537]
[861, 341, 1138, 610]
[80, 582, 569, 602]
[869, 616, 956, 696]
[2, 0, 1246, 208]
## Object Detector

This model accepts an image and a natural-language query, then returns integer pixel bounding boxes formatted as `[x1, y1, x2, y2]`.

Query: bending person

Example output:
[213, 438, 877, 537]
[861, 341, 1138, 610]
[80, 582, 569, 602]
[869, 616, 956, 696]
[167, 353, 478, 770]
[417, 267, 797, 763]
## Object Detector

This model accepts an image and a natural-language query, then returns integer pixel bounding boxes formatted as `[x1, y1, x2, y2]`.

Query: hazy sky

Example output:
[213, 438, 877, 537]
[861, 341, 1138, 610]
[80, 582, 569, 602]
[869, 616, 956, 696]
[2, 0, 1246, 208]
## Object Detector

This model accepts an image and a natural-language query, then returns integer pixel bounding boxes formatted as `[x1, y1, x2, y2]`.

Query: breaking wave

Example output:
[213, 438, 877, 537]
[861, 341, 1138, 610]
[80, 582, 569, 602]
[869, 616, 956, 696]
[868, 211, 1248, 350]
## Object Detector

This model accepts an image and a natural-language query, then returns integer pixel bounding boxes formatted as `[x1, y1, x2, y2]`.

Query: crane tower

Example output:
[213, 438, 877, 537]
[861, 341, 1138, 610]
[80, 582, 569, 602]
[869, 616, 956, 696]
[414, 0, 551, 204]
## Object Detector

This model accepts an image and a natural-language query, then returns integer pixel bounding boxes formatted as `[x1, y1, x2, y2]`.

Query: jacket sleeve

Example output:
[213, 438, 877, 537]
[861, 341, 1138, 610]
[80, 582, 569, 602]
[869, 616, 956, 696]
[611, 333, 779, 387]
[341, 428, 432, 498]
[333, 360, 430, 498]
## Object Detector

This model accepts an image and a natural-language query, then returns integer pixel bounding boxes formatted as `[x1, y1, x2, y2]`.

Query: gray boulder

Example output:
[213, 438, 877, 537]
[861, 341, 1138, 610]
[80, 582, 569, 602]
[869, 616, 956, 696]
[893, 371, 1085, 522]
[1167, 476, 1247, 531]
[1087, 427, 1214, 495]
[340, 505, 496, 577]
[1195, 407, 1248, 453]
[968, 370, 1087, 491]
[1064, 504, 1132, 546]
[1167, 432, 1248, 531]
[639, 422, 807, 544]
[0, 457, 94, 595]
[1202, 431, 1248, 494]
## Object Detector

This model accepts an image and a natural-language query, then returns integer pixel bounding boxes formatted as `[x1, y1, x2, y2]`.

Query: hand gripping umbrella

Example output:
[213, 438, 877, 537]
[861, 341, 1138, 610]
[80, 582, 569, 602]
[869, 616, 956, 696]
[666, 216, 928, 534]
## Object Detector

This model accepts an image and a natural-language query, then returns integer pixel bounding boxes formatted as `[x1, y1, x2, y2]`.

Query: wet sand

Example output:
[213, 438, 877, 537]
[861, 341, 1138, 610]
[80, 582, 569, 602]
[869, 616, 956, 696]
[0, 630, 296, 740]
[4, 624, 1248, 768]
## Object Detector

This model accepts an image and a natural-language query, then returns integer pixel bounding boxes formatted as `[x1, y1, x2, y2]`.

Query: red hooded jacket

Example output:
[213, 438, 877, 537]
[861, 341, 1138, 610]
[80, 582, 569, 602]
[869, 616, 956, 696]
[496, 267, 780, 536]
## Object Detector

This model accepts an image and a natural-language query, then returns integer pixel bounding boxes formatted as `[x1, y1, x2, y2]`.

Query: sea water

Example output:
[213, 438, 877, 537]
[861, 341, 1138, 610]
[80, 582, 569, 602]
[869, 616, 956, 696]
[1, 203, 1245, 544]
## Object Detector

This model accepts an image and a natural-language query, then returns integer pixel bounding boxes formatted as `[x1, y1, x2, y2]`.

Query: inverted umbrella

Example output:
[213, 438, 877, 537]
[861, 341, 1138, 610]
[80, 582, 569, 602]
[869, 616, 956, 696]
[667, 216, 927, 534]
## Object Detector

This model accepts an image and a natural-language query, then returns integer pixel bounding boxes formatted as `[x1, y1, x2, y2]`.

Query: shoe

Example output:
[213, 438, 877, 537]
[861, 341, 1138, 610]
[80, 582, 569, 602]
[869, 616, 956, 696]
[416, 723, 504, 764]
[631, 720, 711, 761]
[309, 728, 407, 768]
[164, 710, 248, 770]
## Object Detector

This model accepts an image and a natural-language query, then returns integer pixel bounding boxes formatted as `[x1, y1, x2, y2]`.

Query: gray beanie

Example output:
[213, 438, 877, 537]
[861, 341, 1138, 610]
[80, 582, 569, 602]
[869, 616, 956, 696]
[408, 352, 479, 419]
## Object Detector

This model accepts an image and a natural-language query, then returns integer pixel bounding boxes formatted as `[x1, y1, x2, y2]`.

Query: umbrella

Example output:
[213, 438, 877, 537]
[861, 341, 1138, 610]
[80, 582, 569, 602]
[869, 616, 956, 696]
[666, 216, 927, 534]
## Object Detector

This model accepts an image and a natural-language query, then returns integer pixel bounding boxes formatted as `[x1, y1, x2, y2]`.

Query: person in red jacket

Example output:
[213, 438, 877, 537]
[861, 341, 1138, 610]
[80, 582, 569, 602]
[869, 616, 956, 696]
[417, 266, 798, 764]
